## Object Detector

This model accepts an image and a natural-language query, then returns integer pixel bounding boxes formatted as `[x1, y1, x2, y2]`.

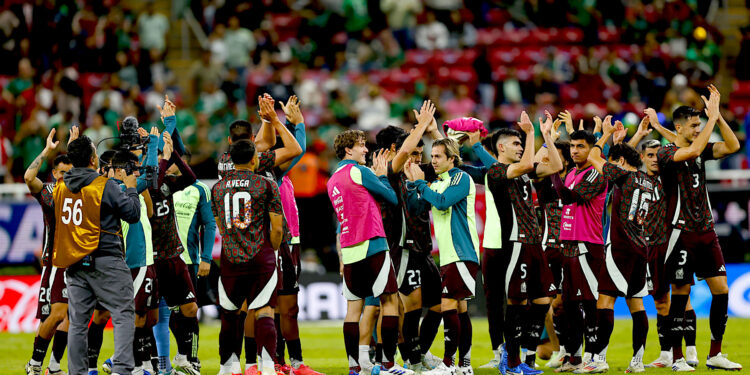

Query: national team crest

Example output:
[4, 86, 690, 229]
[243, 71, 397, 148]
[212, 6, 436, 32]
[676, 268, 684, 279]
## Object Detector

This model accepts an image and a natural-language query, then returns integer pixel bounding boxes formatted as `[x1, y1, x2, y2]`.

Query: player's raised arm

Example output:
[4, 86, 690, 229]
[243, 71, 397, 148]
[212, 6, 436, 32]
[277, 95, 307, 174]
[25, 129, 59, 194]
[361, 149, 398, 205]
[259, 95, 303, 167]
[644, 107, 678, 144]
[712, 109, 741, 159]
[589, 119, 617, 174]
[535, 111, 563, 178]
[671, 85, 720, 162]
[628, 116, 652, 148]
[255, 93, 278, 152]
[392, 100, 435, 173]
[506, 111, 536, 179]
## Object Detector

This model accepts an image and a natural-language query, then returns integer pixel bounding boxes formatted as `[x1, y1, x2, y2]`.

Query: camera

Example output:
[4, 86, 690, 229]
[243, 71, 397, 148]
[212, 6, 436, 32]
[118, 116, 149, 151]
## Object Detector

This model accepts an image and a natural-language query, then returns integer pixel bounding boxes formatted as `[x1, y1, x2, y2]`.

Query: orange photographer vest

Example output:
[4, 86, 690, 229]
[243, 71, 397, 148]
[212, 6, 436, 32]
[52, 176, 108, 267]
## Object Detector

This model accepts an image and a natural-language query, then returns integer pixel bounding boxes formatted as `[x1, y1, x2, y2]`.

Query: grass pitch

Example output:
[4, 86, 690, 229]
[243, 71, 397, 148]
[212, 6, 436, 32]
[1, 318, 748, 374]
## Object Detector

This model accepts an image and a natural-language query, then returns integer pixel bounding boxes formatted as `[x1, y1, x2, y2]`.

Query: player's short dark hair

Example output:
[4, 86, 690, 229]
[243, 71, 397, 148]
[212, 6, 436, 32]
[334, 130, 366, 160]
[229, 120, 253, 142]
[492, 128, 522, 148]
[570, 130, 596, 146]
[229, 140, 257, 165]
[376, 125, 407, 151]
[481, 131, 498, 156]
[554, 139, 574, 167]
[67, 136, 95, 168]
[672, 106, 701, 125]
[609, 143, 643, 168]
[395, 133, 424, 150]
[639, 139, 661, 153]
[53, 154, 71, 168]
[99, 150, 116, 165]
[112, 150, 139, 169]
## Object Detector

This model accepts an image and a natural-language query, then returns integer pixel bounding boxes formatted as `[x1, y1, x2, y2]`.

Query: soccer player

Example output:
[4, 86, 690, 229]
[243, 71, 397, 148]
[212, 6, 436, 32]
[633, 110, 701, 369]
[657, 86, 742, 371]
[402, 135, 488, 375]
[478, 112, 562, 375]
[534, 136, 574, 370]
[213, 140, 284, 375]
[550, 128, 609, 372]
[24, 129, 73, 375]
[148, 101, 201, 375]
[586, 120, 655, 373]
[373, 101, 445, 372]
[327, 129, 406, 375]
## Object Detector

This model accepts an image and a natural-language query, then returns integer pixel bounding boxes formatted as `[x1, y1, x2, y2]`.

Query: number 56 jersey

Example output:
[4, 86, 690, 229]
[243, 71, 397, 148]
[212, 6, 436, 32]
[211, 169, 283, 264]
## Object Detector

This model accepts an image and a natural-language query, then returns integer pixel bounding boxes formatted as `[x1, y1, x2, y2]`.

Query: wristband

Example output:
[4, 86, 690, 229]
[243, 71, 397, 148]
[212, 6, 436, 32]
[542, 143, 547, 148]
[592, 144, 603, 151]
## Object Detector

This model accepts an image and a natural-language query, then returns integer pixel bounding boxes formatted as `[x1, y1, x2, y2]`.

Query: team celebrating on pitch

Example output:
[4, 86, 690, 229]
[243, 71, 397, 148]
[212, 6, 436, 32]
[23, 84, 743, 375]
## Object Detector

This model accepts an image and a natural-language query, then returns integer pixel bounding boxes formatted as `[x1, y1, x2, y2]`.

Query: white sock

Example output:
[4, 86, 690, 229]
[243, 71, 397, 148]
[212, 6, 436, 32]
[493, 349, 500, 360]
[132, 367, 144, 375]
[559, 345, 567, 356]
[29, 359, 41, 366]
[48, 355, 61, 371]
[359, 345, 372, 365]
[291, 358, 304, 369]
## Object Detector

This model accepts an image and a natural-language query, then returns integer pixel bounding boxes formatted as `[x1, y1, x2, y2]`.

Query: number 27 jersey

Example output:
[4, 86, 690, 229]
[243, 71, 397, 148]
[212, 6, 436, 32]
[211, 169, 283, 264]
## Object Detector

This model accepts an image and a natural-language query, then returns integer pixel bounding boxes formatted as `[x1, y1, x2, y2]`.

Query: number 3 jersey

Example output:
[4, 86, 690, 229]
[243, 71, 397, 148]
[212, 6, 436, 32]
[657, 143, 717, 232]
[211, 169, 283, 264]
[486, 162, 542, 245]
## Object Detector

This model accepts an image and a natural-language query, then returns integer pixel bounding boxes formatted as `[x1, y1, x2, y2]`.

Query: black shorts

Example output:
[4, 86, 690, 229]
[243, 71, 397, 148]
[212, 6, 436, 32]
[647, 242, 670, 297]
[665, 228, 725, 286]
[394, 249, 441, 308]
[483, 247, 510, 304]
[36, 265, 68, 320]
[132, 265, 159, 315]
[506, 242, 556, 301]
[154, 256, 197, 308]
[441, 261, 480, 300]
[219, 247, 278, 311]
[278, 243, 301, 296]
[342, 251, 398, 301]
[599, 243, 649, 298]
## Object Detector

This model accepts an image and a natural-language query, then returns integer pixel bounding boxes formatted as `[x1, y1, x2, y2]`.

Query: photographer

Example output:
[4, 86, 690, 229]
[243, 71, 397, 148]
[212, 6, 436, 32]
[52, 135, 142, 375]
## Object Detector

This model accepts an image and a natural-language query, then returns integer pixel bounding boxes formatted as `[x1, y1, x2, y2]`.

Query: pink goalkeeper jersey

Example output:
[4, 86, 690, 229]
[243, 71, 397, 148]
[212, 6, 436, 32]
[280, 175, 300, 239]
[327, 163, 386, 248]
[559, 166, 607, 244]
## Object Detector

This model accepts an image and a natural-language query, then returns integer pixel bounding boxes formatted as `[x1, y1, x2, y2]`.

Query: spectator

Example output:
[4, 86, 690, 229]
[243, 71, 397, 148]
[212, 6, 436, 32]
[88, 78, 124, 118]
[380, 0, 422, 49]
[223, 16, 255, 70]
[83, 112, 114, 150]
[137, 1, 169, 53]
[116, 51, 139, 89]
[189, 49, 224, 105]
[415, 11, 450, 50]
[209, 24, 227, 67]
[352, 86, 389, 131]
[342, 0, 371, 35]
[443, 84, 477, 119]
[0, 124, 12, 182]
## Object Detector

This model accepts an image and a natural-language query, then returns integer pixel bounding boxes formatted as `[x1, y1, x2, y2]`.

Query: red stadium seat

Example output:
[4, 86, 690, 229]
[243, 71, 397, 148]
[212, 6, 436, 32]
[561, 28, 584, 44]
[434, 49, 478, 68]
[598, 27, 621, 43]
[436, 66, 478, 88]
[403, 49, 435, 69]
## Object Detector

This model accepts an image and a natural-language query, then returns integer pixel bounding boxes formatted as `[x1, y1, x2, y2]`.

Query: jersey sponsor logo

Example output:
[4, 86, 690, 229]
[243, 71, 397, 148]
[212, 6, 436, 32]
[442, 286, 448, 293]
[719, 265, 726, 272]
[549, 284, 556, 292]
[450, 172, 462, 187]
[332, 186, 340, 196]
[186, 291, 195, 299]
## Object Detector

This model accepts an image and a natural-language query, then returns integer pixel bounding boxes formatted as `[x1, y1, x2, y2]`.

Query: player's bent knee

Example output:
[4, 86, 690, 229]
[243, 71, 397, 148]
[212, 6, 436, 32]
[255, 305, 275, 319]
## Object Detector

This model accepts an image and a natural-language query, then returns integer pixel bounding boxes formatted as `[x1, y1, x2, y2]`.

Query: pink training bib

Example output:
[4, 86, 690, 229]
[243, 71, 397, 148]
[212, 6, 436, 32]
[327, 163, 386, 248]
[559, 165, 607, 244]
[280, 175, 300, 238]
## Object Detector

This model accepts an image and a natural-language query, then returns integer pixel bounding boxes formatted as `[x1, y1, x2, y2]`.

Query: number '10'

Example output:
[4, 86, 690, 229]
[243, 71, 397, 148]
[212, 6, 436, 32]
[224, 192, 252, 229]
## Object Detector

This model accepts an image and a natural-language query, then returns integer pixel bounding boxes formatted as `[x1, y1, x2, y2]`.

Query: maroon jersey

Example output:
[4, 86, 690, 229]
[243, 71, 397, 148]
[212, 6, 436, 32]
[535, 178, 563, 249]
[486, 162, 541, 244]
[211, 169, 283, 264]
[603, 163, 653, 248]
[150, 156, 196, 260]
[657, 143, 716, 232]
[218, 150, 275, 179]
[643, 173, 667, 246]
[32, 183, 56, 266]
[383, 162, 436, 254]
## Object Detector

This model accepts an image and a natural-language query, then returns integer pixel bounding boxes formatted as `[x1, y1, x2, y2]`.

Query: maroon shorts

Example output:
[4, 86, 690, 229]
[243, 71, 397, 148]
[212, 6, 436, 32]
[154, 256, 197, 308]
[546, 247, 564, 291]
[395, 248, 442, 307]
[665, 228, 725, 285]
[647, 242, 671, 297]
[505, 242, 556, 301]
[342, 251, 398, 301]
[441, 261, 480, 300]
[278, 243, 301, 295]
[599, 243, 649, 298]
[36, 266, 68, 319]
[132, 265, 159, 315]
[561, 255, 598, 302]
[220, 248, 278, 311]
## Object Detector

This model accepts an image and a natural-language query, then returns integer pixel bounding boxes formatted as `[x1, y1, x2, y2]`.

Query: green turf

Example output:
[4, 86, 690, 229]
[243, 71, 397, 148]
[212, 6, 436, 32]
[2, 318, 749, 374]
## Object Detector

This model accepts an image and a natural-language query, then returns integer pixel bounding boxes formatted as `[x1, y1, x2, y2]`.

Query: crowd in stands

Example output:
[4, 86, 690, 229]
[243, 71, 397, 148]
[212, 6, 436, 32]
[0, 0, 748, 186]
